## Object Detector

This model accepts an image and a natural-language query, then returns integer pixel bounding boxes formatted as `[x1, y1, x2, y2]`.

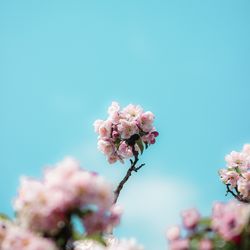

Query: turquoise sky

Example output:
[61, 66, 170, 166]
[0, 1, 250, 249]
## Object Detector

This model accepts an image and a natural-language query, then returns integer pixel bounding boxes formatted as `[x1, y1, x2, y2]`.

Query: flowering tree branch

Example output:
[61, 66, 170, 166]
[93, 103, 158, 204]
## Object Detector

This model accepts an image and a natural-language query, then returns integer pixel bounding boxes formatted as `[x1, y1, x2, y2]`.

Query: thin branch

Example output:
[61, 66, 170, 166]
[226, 184, 238, 199]
[114, 153, 145, 204]
[235, 186, 240, 196]
[134, 163, 145, 172]
[226, 184, 249, 203]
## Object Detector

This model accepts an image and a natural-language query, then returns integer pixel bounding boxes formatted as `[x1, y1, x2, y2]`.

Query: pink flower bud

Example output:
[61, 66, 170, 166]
[181, 208, 200, 229]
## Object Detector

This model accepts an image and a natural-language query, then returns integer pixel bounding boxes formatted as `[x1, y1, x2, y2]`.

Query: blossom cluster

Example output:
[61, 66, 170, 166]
[0, 219, 58, 250]
[219, 144, 250, 201]
[14, 157, 121, 245]
[74, 237, 144, 250]
[94, 102, 158, 164]
[166, 201, 250, 250]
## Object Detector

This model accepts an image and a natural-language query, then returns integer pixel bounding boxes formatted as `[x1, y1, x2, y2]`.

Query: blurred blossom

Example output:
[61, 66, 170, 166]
[14, 157, 121, 236]
[199, 239, 212, 250]
[169, 239, 189, 250]
[0, 220, 58, 250]
[181, 208, 200, 229]
[166, 200, 250, 249]
[166, 226, 181, 242]
[74, 237, 144, 250]
[212, 200, 250, 241]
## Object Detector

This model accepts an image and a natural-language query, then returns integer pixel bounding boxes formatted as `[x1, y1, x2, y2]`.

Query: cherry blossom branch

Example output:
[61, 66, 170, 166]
[114, 152, 145, 204]
[225, 184, 249, 203]
[225, 184, 238, 199]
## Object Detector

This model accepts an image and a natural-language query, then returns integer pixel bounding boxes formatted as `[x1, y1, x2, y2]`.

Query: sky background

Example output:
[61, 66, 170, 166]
[0, 1, 250, 249]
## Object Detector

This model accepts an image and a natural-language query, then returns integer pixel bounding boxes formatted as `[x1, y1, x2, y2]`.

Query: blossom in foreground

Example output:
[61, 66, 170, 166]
[0, 220, 58, 250]
[219, 143, 250, 202]
[166, 225, 180, 242]
[168, 239, 189, 250]
[108, 238, 144, 250]
[166, 201, 250, 250]
[74, 237, 144, 250]
[199, 239, 213, 250]
[94, 102, 159, 164]
[181, 208, 200, 229]
[212, 200, 250, 241]
[14, 157, 121, 239]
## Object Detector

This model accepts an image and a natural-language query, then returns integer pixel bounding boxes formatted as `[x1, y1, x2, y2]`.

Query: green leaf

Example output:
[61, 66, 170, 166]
[115, 139, 121, 149]
[212, 234, 237, 250]
[136, 138, 144, 155]
[84, 234, 107, 246]
[72, 232, 107, 246]
[198, 217, 211, 227]
[235, 167, 241, 174]
[0, 213, 10, 221]
[189, 238, 199, 250]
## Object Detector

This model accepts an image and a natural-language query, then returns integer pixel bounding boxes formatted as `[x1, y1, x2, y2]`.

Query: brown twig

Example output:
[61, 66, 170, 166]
[114, 152, 145, 204]
[226, 184, 238, 199]
[226, 184, 249, 203]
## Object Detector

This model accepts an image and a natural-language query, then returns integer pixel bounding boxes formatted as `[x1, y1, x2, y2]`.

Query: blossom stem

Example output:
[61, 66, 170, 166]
[114, 152, 145, 204]
[226, 184, 249, 203]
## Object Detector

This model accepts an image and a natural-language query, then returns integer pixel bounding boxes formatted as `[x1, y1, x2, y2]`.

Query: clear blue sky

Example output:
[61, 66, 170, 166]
[0, 1, 250, 249]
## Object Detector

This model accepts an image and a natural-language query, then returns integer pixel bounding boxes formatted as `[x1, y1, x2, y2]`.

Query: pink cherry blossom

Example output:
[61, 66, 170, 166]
[167, 201, 250, 250]
[243, 144, 250, 156]
[219, 169, 239, 188]
[0, 222, 58, 250]
[166, 226, 180, 241]
[118, 141, 133, 158]
[117, 120, 138, 139]
[212, 201, 250, 241]
[93, 120, 105, 134]
[94, 102, 158, 164]
[225, 151, 248, 170]
[181, 208, 200, 229]
[169, 239, 189, 250]
[219, 144, 250, 200]
[238, 172, 250, 199]
[108, 154, 120, 164]
[0, 220, 8, 245]
[83, 206, 121, 235]
[138, 111, 154, 132]
[141, 130, 159, 145]
[108, 238, 144, 250]
[199, 239, 212, 250]
[122, 104, 143, 121]
[75, 237, 144, 250]
[108, 102, 120, 123]
[98, 120, 113, 138]
[108, 101, 120, 116]
[98, 140, 115, 156]
[14, 157, 119, 236]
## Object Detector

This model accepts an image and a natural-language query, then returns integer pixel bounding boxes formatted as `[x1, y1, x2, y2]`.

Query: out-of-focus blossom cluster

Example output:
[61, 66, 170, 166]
[94, 102, 158, 164]
[0, 219, 58, 250]
[14, 157, 121, 238]
[74, 237, 144, 250]
[219, 144, 250, 202]
[166, 201, 250, 250]
[212, 201, 250, 242]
